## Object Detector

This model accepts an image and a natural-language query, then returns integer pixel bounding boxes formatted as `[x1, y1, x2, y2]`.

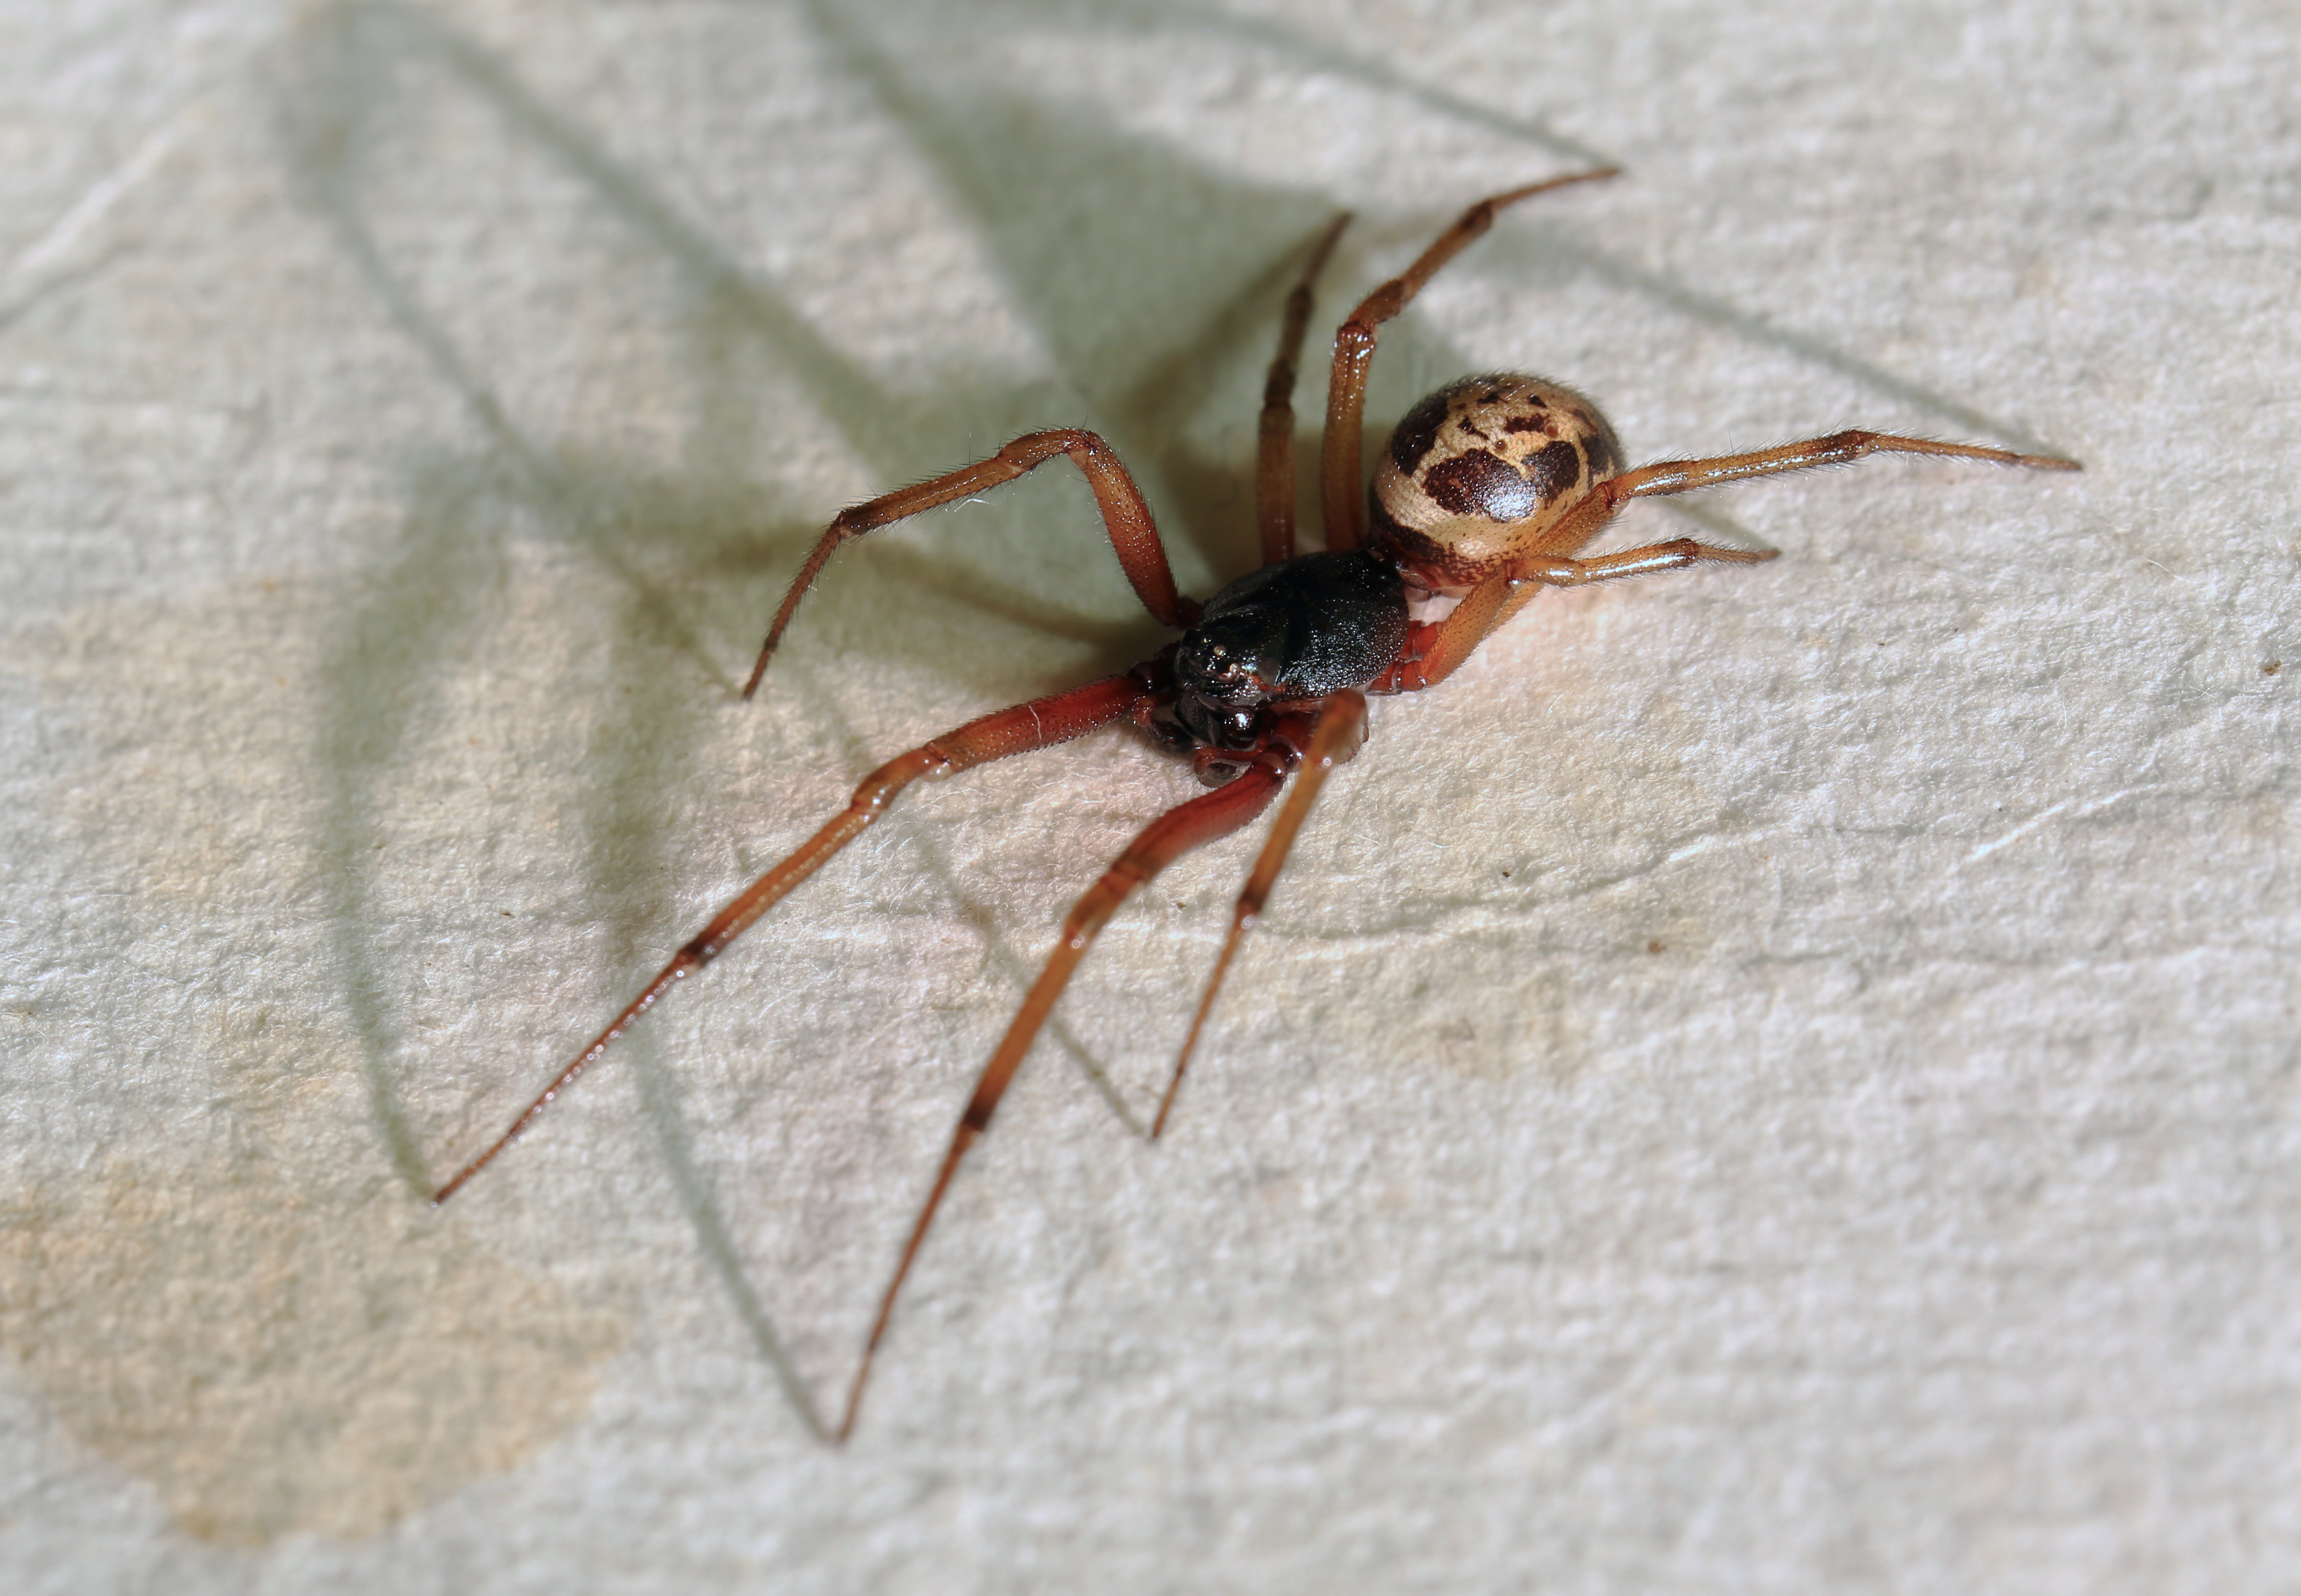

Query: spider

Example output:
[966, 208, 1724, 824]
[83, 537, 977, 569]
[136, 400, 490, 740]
[429, 169, 2077, 1441]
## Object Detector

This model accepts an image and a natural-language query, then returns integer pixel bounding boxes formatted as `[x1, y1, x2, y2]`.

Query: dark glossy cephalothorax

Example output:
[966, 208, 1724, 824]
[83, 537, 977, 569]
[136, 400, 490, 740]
[430, 171, 2076, 1440]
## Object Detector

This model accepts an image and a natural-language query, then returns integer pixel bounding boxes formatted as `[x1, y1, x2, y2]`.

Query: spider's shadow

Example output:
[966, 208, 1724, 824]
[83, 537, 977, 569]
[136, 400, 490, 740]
[283, 0, 2064, 1433]
[282, 0, 1380, 1429]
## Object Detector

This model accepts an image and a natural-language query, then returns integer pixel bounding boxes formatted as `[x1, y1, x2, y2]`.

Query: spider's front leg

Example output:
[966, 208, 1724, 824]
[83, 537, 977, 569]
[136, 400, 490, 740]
[837, 730, 1298, 1440]
[744, 430, 1199, 699]
[1155, 691, 1369, 1138]
[429, 671, 1153, 1208]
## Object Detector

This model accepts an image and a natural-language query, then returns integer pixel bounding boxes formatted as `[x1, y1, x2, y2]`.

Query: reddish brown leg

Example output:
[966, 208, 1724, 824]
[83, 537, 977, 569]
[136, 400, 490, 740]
[1365, 428, 2078, 692]
[743, 431, 1199, 700]
[1319, 168, 1617, 553]
[838, 750, 1291, 1441]
[1523, 538, 1779, 587]
[1154, 693, 1367, 1139]
[1366, 537, 1782, 696]
[1606, 430, 2079, 508]
[430, 673, 1150, 1205]
[1362, 573, 1528, 696]
[1256, 214, 1352, 567]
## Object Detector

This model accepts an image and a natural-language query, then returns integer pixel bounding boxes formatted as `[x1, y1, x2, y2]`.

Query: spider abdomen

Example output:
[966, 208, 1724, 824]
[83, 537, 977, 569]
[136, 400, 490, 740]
[1367, 374, 1624, 592]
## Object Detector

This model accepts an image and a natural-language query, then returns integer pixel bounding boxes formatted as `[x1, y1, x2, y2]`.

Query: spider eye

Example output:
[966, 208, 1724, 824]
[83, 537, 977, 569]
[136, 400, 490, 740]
[1180, 621, 1275, 702]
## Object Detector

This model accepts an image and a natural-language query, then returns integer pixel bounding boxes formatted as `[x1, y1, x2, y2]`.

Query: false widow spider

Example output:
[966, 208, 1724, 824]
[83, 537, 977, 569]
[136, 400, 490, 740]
[429, 168, 2077, 1440]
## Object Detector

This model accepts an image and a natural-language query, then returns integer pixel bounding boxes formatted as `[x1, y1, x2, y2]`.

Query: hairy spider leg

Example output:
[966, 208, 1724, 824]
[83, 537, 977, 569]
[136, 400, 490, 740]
[838, 739, 1299, 1441]
[1362, 433, 2078, 696]
[430, 673, 1151, 1206]
[1319, 168, 1619, 554]
[1154, 691, 1368, 1139]
[1524, 540, 1779, 584]
[1356, 537, 1770, 697]
[1603, 429, 2081, 505]
[1371, 573, 1522, 695]
[743, 430, 1200, 700]
[1391, 429, 2086, 683]
[1256, 213, 1352, 567]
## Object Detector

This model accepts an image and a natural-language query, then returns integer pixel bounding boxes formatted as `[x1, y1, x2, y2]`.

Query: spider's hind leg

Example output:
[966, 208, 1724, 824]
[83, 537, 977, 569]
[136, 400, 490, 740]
[1318, 167, 1618, 554]
[1606, 430, 2080, 506]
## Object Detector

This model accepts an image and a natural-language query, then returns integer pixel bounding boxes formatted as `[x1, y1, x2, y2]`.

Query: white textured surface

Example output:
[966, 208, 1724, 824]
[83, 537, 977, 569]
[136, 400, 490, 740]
[3, 1, 2296, 1590]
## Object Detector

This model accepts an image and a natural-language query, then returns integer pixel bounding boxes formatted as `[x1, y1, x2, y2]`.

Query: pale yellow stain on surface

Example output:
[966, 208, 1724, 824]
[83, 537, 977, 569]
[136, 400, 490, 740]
[0, 1158, 623, 1546]
[3, 579, 637, 1545]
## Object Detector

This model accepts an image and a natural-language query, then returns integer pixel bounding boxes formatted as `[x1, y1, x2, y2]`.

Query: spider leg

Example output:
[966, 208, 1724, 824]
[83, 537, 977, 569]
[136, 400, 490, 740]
[743, 431, 1199, 700]
[1360, 572, 1527, 695]
[1523, 538, 1779, 586]
[1256, 213, 1351, 567]
[430, 672, 1152, 1205]
[1155, 693, 1368, 1139]
[1319, 168, 1618, 554]
[1367, 535, 1782, 696]
[838, 749, 1291, 1441]
[1607, 430, 2079, 506]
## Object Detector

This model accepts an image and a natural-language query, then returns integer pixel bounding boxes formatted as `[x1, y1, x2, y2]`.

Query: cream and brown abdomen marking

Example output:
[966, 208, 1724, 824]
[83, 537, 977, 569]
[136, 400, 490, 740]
[1367, 375, 1624, 591]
